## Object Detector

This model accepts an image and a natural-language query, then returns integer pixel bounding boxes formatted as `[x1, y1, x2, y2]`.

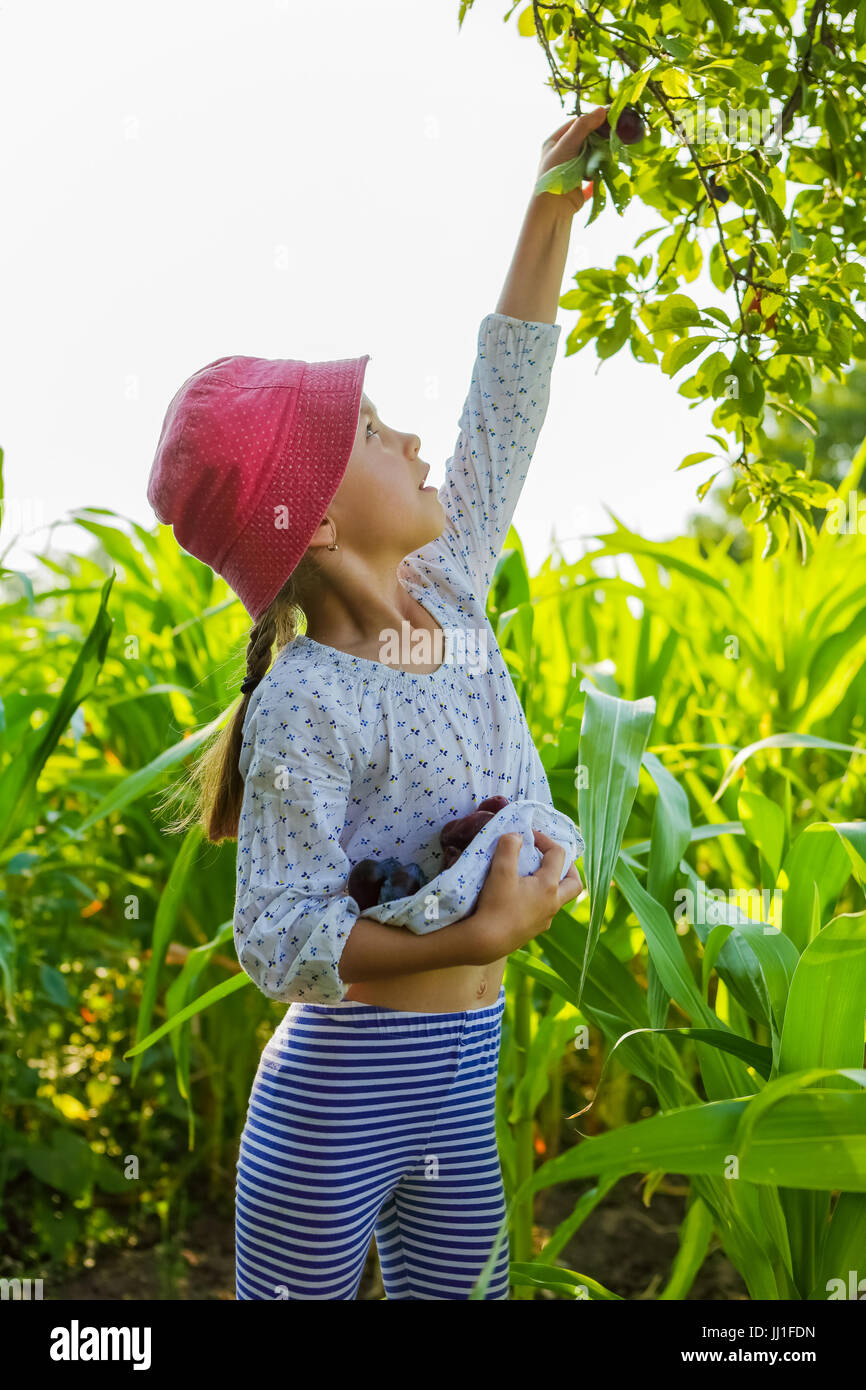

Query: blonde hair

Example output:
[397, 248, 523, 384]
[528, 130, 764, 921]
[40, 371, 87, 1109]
[156, 551, 322, 842]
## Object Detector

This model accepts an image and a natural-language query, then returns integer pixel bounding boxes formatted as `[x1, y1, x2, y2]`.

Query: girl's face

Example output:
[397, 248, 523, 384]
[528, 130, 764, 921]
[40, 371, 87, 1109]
[324, 394, 445, 562]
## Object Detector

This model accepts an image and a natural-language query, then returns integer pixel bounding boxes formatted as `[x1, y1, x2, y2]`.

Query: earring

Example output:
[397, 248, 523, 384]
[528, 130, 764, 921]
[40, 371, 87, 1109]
[327, 519, 339, 552]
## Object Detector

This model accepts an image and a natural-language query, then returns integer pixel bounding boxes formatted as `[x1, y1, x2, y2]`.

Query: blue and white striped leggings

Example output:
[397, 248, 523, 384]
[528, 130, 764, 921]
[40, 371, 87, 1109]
[235, 984, 509, 1300]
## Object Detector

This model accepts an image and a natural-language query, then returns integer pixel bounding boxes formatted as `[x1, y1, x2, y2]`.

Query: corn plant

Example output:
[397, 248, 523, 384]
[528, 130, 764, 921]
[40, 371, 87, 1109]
[3, 456, 865, 1293]
[481, 464, 866, 1300]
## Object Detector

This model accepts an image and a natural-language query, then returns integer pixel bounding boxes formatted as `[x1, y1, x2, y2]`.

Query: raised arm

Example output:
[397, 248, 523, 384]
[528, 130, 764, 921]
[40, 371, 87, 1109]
[427, 107, 610, 602]
[495, 105, 609, 325]
[434, 313, 562, 599]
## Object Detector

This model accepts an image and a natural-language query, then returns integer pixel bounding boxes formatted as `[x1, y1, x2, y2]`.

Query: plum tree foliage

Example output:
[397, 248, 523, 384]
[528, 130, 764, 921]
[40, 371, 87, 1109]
[458, 0, 866, 560]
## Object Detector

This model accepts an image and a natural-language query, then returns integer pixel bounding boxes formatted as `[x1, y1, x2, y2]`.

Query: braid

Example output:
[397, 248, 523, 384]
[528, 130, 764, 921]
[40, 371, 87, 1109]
[157, 551, 322, 843]
[240, 608, 278, 700]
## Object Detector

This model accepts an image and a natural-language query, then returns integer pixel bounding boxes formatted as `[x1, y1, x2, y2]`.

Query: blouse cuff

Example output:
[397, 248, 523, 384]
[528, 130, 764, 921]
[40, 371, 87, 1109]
[479, 312, 562, 375]
[291, 900, 359, 1003]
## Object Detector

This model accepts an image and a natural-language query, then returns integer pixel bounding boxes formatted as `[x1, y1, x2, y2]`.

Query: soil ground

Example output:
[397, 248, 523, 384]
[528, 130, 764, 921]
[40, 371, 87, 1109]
[49, 1175, 747, 1301]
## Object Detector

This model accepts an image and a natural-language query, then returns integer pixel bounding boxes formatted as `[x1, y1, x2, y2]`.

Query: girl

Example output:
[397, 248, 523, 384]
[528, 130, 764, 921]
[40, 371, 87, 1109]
[147, 107, 606, 1300]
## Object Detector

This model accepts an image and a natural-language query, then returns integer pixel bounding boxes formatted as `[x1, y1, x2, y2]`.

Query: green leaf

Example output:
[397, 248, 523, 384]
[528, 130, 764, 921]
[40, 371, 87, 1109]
[701, 0, 735, 42]
[697, 472, 721, 501]
[630, 326, 658, 364]
[609, 1024, 773, 1079]
[651, 294, 704, 331]
[662, 335, 716, 377]
[658, 1195, 715, 1299]
[715, 733, 866, 801]
[584, 171, 607, 228]
[677, 451, 716, 470]
[661, 35, 694, 61]
[658, 68, 690, 99]
[123, 970, 251, 1060]
[130, 824, 204, 1085]
[534, 150, 589, 199]
[840, 263, 865, 288]
[74, 707, 232, 833]
[607, 68, 650, 134]
[778, 823, 859, 954]
[736, 1070, 866, 1175]
[644, 750, 693, 911]
[517, 6, 536, 37]
[812, 232, 837, 265]
[513, 1089, 866, 1197]
[576, 683, 656, 1002]
[596, 307, 632, 359]
[0, 573, 114, 851]
[39, 964, 72, 1008]
[738, 789, 786, 881]
[815, 1193, 866, 1297]
[779, 912, 866, 1077]
[508, 1262, 623, 1299]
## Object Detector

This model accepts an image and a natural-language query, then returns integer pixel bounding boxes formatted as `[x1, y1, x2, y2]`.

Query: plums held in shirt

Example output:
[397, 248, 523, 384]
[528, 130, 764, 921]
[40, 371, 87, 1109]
[440, 810, 495, 856]
[441, 844, 462, 871]
[347, 856, 400, 911]
[596, 104, 645, 145]
[439, 796, 512, 868]
[348, 856, 427, 909]
[379, 862, 426, 904]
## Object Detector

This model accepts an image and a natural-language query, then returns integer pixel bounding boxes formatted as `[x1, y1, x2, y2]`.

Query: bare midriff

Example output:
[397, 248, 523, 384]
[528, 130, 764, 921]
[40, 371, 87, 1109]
[342, 956, 507, 1012]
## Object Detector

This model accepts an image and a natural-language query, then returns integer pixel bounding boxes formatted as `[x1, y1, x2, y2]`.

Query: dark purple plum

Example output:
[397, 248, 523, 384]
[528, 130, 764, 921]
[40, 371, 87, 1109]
[440, 809, 495, 854]
[347, 856, 400, 912]
[596, 104, 645, 145]
[616, 105, 645, 144]
[477, 795, 509, 815]
[379, 862, 426, 904]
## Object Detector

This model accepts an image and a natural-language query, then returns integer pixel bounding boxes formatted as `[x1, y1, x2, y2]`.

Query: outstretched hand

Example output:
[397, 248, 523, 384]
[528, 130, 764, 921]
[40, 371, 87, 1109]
[536, 105, 610, 215]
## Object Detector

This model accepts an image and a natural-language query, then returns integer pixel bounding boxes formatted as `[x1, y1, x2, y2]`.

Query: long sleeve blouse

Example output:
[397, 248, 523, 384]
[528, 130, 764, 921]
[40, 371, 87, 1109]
[234, 312, 562, 1004]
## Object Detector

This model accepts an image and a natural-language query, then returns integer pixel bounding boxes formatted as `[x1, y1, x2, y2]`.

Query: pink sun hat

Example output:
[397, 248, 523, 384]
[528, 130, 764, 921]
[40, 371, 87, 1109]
[146, 349, 372, 622]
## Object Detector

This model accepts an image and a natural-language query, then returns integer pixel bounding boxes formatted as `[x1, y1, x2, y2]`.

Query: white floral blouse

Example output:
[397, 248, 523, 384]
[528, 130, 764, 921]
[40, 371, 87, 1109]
[234, 311, 562, 1004]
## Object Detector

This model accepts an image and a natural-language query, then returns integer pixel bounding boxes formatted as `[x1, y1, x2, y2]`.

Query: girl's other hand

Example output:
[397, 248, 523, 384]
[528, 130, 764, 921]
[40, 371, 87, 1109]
[462, 828, 583, 965]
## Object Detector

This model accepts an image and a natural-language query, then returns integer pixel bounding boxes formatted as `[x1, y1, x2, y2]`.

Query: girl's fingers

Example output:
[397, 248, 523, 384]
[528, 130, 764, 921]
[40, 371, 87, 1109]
[544, 106, 607, 150]
[546, 116, 578, 144]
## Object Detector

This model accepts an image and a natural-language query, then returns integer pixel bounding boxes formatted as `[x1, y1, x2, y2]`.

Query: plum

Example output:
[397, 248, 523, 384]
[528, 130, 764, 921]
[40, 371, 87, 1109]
[347, 856, 401, 911]
[596, 104, 645, 145]
[439, 797, 510, 868]
[349, 856, 428, 909]
[442, 844, 462, 870]
[379, 862, 426, 904]
[707, 176, 730, 203]
[616, 105, 645, 144]
[440, 809, 494, 854]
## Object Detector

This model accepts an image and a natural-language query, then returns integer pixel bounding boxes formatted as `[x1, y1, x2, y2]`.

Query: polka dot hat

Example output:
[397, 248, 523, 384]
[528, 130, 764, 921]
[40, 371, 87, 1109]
[146, 349, 371, 621]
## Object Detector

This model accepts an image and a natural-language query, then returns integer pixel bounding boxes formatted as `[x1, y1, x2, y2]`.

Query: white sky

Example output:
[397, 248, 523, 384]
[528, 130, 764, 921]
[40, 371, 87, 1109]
[1, 0, 726, 591]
